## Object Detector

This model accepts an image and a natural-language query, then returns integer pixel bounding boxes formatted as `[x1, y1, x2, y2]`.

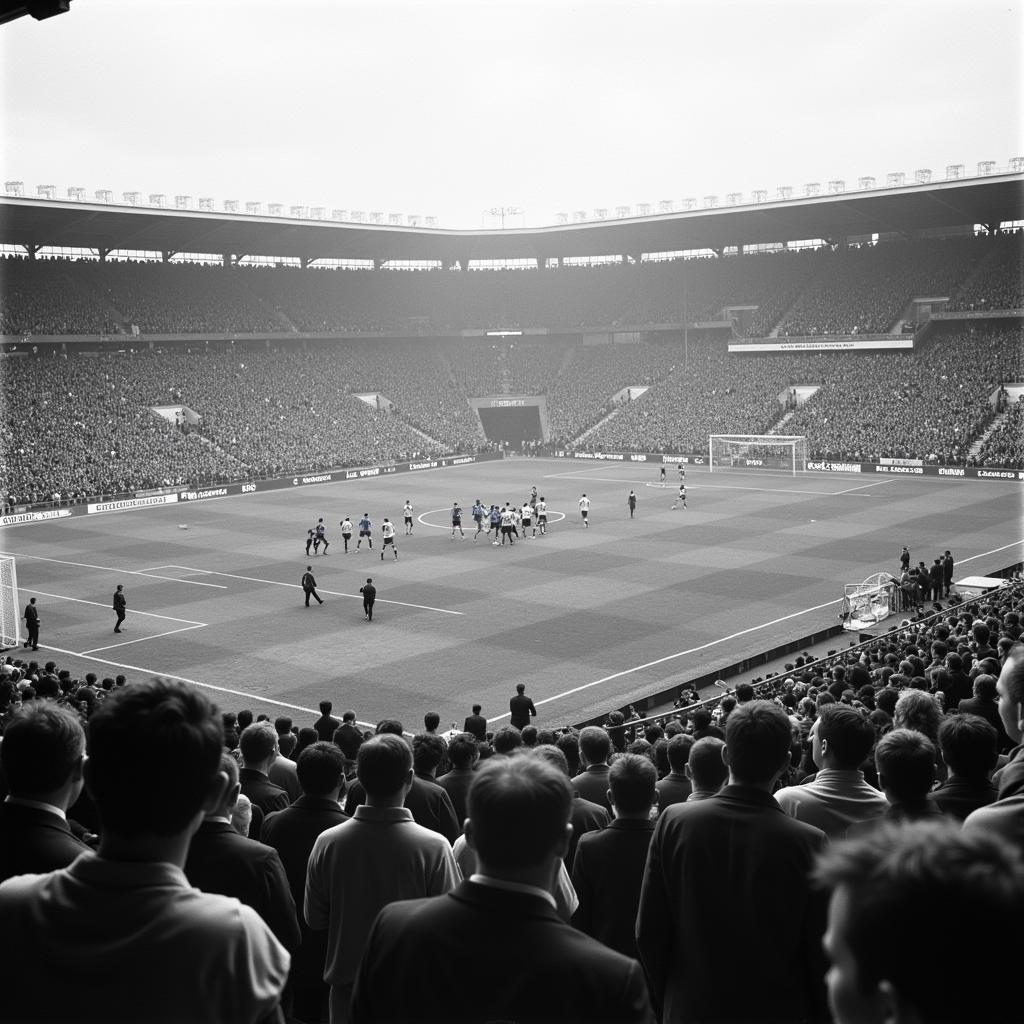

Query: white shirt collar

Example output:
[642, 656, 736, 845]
[469, 873, 557, 910]
[5, 795, 67, 821]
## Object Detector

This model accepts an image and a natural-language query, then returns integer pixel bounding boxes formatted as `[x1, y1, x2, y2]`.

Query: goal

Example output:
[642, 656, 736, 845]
[840, 572, 899, 631]
[709, 434, 807, 476]
[0, 555, 21, 650]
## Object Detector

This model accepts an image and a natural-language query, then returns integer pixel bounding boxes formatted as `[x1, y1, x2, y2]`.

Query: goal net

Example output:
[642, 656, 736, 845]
[709, 434, 807, 476]
[841, 572, 899, 631]
[0, 555, 21, 650]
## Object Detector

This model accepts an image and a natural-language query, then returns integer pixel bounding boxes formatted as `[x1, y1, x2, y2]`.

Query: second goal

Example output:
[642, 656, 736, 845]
[708, 435, 807, 476]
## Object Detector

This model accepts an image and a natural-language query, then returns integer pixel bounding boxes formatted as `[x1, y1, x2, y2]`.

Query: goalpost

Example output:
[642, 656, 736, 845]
[0, 555, 21, 650]
[708, 434, 807, 476]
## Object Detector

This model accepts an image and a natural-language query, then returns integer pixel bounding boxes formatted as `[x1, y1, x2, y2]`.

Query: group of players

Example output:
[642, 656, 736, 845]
[302, 465, 688, 562]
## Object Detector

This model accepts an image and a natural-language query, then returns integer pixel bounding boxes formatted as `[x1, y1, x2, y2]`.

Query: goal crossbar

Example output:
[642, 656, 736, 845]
[709, 435, 807, 476]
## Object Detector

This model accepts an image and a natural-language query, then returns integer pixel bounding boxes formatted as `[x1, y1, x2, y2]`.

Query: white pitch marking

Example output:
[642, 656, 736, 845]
[543, 475, 874, 497]
[487, 536, 1024, 724]
[81, 623, 206, 655]
[834, 479, 898, 495]
[22, 589, 206, 625]
[172, 566, 464, 616]
[0, 552, 228, 588]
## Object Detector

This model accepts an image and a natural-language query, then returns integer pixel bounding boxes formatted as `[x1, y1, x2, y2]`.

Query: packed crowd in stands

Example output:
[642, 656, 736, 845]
[972, 395, 1024, 467]
[2, 231, 1020, 338]
[1, 576, 1022, 1022]
[3, 321, 1022, 507]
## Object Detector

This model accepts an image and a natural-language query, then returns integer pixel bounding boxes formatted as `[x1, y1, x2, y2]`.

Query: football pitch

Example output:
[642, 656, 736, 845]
[4, 459, 1022, 732]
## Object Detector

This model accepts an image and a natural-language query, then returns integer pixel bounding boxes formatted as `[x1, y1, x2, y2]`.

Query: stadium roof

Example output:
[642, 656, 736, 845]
[1, 173, 1021, 265]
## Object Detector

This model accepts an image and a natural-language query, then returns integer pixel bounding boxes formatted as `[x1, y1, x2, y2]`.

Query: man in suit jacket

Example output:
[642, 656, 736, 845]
[655, 734, 693, 810]
[958, 674, 1013, 752]
[262, 742, 350, 1024]
[571, 754, 656, 960]
[0, 703, 92, 882]
[437, 732, 479, 826]
[314, 700, 342, 742]
[637, 702, 828, 1024]
[509, 682, 536, 729]
[463, 704, 487, 743]
[571, 726, 613, 812]
[334, 710, 364, 766]
[239, 721, 290, 840]
[351, 752, 653, 1024]
[185, 752, 300, 955]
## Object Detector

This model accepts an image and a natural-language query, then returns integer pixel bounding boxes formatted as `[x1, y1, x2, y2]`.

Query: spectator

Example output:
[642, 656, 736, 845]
[685, 736, 728, 800]
[870, 729, 944, 824]
[305, 734, 459, 1023]
[958, 674, 1013, 752]
[0, 702, 91, 882]
[654, 733, 693, 809]
[0, 677, 289, 1022]
[262, 742, 350, 1024]
[813, 820, 1024, 1024]
[509, 682, 537, 730]
[314, 700, 341, 743]
[239, 721, 290, 840]
[774, 704, 888, 839]
[932, 714, 999, 821]
[637, 702, 827, 1023]
[571, 753, 657, 959]
[184, 751, 301, 954]
[572, 726, 614, 812]
[436, 732, 479, 826]
[333, 710, 363, 767]
[350, 752, 653, 1024]
[462, 703, 487, 742]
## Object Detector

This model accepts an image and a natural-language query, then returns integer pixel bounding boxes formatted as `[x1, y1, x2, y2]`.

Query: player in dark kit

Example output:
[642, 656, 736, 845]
[305, 529, 315, 556]
[23, 597, 40, 651]
[472, 500, 486, 542]
[113, 585, 127, 633]
[301, 566, 323, 606]
[357, 514, 373, 552]
[315, 518, 329, 554]
[627, 490, 637, 518]
[451, 502, 465, 539]
[360, 578, 376, 621]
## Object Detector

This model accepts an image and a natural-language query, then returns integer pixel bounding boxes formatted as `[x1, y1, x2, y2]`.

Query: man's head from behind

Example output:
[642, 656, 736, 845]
[1, 702, 85, 806]
[466, 752, 572, 873]
[86, 677, 224, 837]
[686, 736, 728, 794]
[937, 714, 998, 782]
[814, 704, 876, 771]
[238, 721, 278, 770]
[297, 741, 347, 798]
[357, 733, 413, 802]
[607, 753, 657, 818]
[874, 729, 935, 805]
[723, 701, 793, 786]
[579, 725, 611, 766]
[813, 820, 1024, 1024]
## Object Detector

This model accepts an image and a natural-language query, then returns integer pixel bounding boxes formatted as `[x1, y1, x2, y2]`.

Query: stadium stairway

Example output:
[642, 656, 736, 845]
[572, 401, 628, 447]
[967, 409, 1010, 459]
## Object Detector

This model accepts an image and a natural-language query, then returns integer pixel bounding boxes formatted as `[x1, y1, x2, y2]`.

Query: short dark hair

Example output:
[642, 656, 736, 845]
[357, 734, 412, 799]
[412, 732, 445, 774]
[1, 702, 85, 796]
[666, 733, 693, 772]
[471, 704, 482, 715]
[447, 733, 479, 770]
[239, 722, 278, 763]
[972, 674, 997, 700]
[818, 704, 876, 769]
[723, 701, 792, 785]
[342, 709, 356, 722]
[492, 725, 523, 755]
[531, 744, 570, 777]
[274, 717, 293, 736]
[468, 753, 571, 869]
[87, 677, 222, 836]
[515, 683, 526, 694]
[319, 700, 333, 714]
[579, 726, 611, 764]
[608, 753, 657, 815]
[734, 682, 755, 703]
[553, 733, 580, 776]
[875, 729, 936, 802]
[520, 725, 538, 747]
[813, 821, 1024, 1023]
[375, 719, 405, 736]
[938, 714, 998, 779]
[297, 742, 347, 797]
[688, 737, 728, 792]
[423, 711, 440, 732]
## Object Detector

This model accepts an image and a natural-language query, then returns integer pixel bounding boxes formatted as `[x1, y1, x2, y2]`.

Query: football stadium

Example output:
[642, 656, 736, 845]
[1, 3, 1023, 1024]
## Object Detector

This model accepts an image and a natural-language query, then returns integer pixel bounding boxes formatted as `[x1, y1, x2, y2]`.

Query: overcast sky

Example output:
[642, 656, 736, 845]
[2, 0, 1020, 229]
